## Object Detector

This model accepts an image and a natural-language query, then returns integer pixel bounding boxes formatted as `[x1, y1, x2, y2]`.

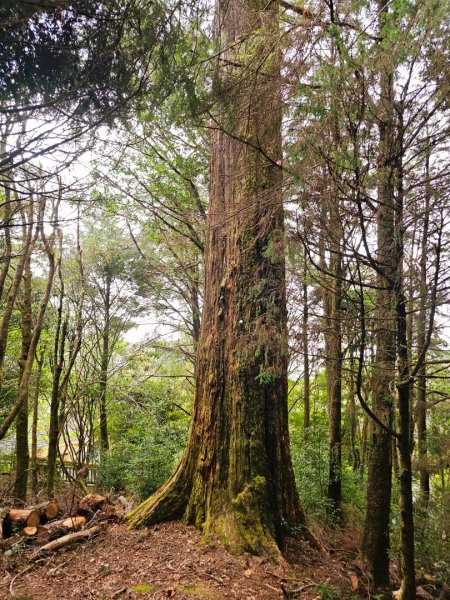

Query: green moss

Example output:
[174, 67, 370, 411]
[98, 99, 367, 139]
[200, 510, 212, 544]
[215, 476, 279, 555]
[131, 583, 154, 593]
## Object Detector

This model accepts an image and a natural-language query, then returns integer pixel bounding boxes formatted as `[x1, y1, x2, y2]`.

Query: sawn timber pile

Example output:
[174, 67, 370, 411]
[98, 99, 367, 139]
[0, 494, 131, 556]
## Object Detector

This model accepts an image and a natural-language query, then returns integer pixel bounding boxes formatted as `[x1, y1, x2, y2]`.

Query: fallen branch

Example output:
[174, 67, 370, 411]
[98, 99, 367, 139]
[31, 525, 102, 559]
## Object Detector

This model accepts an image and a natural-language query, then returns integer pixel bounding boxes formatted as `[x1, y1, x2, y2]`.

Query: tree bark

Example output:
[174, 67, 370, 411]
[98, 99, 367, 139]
[47, 251, 66, 498]
[394, 111, 416, 600]
[302, 250, 310, 437]
[129, 0, 308, 554]
[361, 2, 396, 593]
[99, 269, 111, 452]
[0, 210, 57, 441]
[416, 149, 431, 502]
[30, 352, 44, 497]
[15, 256, 32, 503]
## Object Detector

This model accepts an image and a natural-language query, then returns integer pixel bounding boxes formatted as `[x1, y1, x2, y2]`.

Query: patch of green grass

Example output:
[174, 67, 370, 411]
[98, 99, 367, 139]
[317, 583, 339, 600]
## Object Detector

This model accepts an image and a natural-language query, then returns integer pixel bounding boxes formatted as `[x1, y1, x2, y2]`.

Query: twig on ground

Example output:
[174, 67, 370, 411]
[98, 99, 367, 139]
[9, 563, 35, 596]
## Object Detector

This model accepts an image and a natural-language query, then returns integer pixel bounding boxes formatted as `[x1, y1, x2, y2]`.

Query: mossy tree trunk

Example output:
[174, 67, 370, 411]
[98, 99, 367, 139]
[129, 0, 308, 554]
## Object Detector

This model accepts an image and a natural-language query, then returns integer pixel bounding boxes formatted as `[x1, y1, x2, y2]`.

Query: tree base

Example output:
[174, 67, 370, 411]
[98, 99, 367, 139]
[128, 474, 283, 556]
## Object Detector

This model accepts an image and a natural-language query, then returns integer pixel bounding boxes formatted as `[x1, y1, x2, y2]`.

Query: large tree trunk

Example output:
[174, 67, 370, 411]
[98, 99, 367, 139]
[129, 0, 307, 554]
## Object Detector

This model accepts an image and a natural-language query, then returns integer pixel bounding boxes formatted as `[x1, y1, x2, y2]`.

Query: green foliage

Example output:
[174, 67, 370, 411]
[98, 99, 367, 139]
[98, 373, 190, 499]
[99, 418, 186, 499]
[412, 492, 450, 581]
[289, 377, 336, 522]
[317, 583, 339, 600]
[289, 372, 367, 527]
[0, 0, 200, 122]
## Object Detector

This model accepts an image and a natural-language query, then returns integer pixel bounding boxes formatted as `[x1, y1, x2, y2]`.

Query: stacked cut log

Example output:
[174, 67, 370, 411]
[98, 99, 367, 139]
[1, 494, 126, 555]
[44, 516, 87, 541]
[0, 494, 132, 557]
[32, 500, 59, 522]
[0, 505, 50, 539]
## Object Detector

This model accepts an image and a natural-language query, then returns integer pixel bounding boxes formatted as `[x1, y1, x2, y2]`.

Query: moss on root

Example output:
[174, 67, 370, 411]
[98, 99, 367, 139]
[128, 475, 281, 557]
[215, 476, 279, 556]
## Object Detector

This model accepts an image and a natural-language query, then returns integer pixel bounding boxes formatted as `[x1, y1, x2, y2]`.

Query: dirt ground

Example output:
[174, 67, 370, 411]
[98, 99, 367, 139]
[0, 521, 445, 600]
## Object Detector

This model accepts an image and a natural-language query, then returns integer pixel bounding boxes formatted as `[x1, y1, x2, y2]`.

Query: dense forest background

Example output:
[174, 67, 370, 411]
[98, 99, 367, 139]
[0, 1, 449, 599]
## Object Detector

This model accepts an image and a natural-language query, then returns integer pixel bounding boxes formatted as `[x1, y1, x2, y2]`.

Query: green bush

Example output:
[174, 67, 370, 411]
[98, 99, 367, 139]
[99, 424, 186, 499]
[98, 385, 189, 499]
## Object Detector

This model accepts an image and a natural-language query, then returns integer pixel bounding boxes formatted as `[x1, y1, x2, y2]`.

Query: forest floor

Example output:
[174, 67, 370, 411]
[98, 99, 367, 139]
[1, 519, 445, 600]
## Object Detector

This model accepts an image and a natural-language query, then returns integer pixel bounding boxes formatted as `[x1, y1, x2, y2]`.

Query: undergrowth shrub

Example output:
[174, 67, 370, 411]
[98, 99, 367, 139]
[98, 385, 189, 499]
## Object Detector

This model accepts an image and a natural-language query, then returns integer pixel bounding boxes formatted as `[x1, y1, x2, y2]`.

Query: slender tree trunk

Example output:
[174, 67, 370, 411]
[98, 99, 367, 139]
[347, 348, 359, 471]
[48, 224, 84, 493]
[362, 3, 396, 593]
[360, 413, 368, 472]
[30, 352, 44, 497]
[15, 257, 32, 503]
[0, 214, 56, 440]
[327, 236, 342, 518]
[416, 150, 431, 502]
[0, 185, 12, 301]
[0, 204, 35, 391]
[319, 204, 343, 517]
[0, 126, 13, 300]
[302, 249, 310, 436]
[47, 244, 66, 497]
[99, 270, 111, 452]
[129, 0, 309, 554]
[394, 110, 416, 600]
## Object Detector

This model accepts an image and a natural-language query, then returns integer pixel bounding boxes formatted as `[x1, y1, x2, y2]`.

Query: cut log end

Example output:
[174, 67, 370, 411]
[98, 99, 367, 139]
[44, 501, 59, 520]
[9, 509, 40, 528]
[23, 526, 38, 536]
[61, 516, 86, 531]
